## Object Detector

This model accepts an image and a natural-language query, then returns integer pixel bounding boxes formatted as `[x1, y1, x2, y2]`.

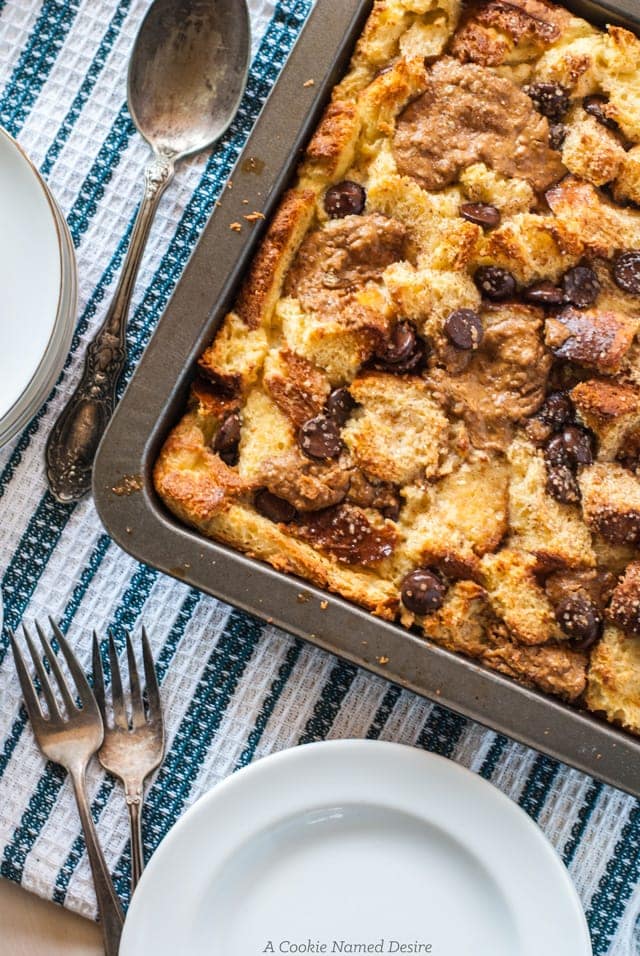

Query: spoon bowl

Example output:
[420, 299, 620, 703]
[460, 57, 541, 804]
[128, 0, 251, 158]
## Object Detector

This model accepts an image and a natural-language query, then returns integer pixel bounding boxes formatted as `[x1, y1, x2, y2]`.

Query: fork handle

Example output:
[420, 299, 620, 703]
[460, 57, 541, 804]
[70, 767, 124, 956]
[126, 787, 145, 892]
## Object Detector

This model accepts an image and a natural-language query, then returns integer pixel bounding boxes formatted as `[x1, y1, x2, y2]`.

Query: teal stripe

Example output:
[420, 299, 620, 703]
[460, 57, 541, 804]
[1, 495, 76, 660]
[563, 781, 603, 867]
[366, 685, 401, 740]
[235, 638, 303, 770]
[298, 659, 358, 744]
[111, 607, 265, 903]
[587, 803, 640, 955]
[66, 102, 135, 246]
[415, 705, 466, 759]
[479, 733, 508, 780]
[52, 586, 200, 905]
[40, 0, 133, 179]
[518, 754, 560, 821]
[0, 0, 80, 136]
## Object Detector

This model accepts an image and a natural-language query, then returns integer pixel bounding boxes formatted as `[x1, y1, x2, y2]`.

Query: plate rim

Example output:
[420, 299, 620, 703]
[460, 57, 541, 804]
[121, 739, 592, 956]
[0, 125, 76, 443]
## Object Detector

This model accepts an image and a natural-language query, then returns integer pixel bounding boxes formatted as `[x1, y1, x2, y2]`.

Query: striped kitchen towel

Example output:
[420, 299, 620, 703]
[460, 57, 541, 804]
[0, 1, 638, 953]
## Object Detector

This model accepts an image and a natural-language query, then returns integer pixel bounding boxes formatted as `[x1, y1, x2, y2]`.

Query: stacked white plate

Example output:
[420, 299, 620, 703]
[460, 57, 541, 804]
[0, 127, 76, 447]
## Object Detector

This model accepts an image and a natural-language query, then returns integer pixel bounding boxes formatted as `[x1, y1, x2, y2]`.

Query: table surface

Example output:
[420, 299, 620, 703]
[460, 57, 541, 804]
[0, 880, 101, 955]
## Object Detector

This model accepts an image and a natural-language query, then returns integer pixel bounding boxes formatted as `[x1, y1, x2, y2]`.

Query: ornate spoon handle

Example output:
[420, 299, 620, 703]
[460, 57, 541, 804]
[46, 151, 175, 504]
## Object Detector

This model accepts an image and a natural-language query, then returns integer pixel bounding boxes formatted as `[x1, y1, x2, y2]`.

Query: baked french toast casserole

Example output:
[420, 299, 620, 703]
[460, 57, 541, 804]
[155, 0, 640, 734]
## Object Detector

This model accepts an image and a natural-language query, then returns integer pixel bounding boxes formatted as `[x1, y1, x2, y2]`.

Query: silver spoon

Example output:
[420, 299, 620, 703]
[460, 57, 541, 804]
[46, 0, 250, 503]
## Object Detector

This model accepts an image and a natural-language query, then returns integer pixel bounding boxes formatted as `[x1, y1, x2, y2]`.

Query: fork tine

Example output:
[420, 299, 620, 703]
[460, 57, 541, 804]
[108, 633, 128, 730]
[49, 618, 96, 712]
[10, 631, 46, 729]
[36, 621, 75, 714]
[92, 632, 106, 720]
[126, 634, 145, 730]
[22, 624, 61, 721]
[141, 627, 161, 723]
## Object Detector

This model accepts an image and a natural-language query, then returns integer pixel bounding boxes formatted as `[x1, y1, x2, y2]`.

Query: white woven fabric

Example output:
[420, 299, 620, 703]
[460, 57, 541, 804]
[0, 2, 638, 954]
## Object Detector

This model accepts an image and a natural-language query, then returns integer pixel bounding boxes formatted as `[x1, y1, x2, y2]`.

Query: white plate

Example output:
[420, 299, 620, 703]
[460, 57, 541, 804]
[0, 128, 76, 444]
[121, 740, 591, 956]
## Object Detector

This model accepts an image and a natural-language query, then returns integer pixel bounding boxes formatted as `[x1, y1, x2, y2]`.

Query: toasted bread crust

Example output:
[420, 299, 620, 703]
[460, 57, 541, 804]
[234, 188, 317, 331]
[155, 0, 640, 726]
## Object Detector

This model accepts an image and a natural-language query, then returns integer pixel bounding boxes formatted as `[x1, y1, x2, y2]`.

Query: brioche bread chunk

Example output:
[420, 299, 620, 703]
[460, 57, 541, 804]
[571, 379, 640, 460]
[155, 0, 640, 732]
[608, 561, 640, 637]
[587, 625, 640, 732]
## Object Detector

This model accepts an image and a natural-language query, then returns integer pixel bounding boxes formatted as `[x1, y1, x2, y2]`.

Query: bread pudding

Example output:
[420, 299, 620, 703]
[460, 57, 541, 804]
[155, 0, 640, 734]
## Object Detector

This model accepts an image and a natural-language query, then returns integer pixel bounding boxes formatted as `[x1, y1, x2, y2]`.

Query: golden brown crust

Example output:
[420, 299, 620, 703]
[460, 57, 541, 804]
[155, 0, 640, 730]
[571, 379, 640, 460]
[608, 561, 640, 636]
[303, 100, 362, 181]
[233, 188, 317, 331]
[451, 0, 568, 66]
[587, 625, 640, 731]
[263, 349, 330, 429]
[153, 413, 248, 522]
[545, 307, 638, 373]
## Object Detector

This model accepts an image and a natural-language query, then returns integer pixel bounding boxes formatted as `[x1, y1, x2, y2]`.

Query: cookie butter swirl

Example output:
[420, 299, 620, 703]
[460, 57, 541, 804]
[393, 58, 565, 192]
[284, 213, 407, 321]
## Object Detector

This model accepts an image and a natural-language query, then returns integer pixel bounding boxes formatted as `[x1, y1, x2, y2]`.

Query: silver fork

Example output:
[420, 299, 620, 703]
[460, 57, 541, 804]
[10, 620, 124, 956]
[92, 628, 164, 894]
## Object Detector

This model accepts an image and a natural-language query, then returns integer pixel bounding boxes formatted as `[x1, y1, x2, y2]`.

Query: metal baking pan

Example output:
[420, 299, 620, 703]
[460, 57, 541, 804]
[94, 0, 640, 796]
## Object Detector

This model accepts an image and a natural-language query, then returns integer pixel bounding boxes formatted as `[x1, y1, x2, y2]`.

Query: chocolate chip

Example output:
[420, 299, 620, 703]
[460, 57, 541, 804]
[373, 321, 427, 374]
[254, 489, 297, 523]
[545, 433, 571, 467]
[523, 281, 565, 307]
[213, 411, 241, 466]
[583, 94, 619, 131]
[549, 123, 567, 151]
[555, 593, 603, 644]
[537, 392, 574, 431]
[378, 321, 417, 363]
[326, 387, 355, 427]
[613, 251, 640, 295]
[383, 499, 401, 522]
[444, 309, 484, 350]
[401, 569, 447, 616]
[459, 203, 501, 228]
[299, 414, 343, 460]
[524, 82, 570, 121]
[561, 424, 594, 466]
[546, 462, 581, 504]
[386, 345, 426, 374]
[544, 423, 594, 477]
[324, 180, 366, 219]
[474, 266, 517, 301]
[562, 265, 600, 308]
